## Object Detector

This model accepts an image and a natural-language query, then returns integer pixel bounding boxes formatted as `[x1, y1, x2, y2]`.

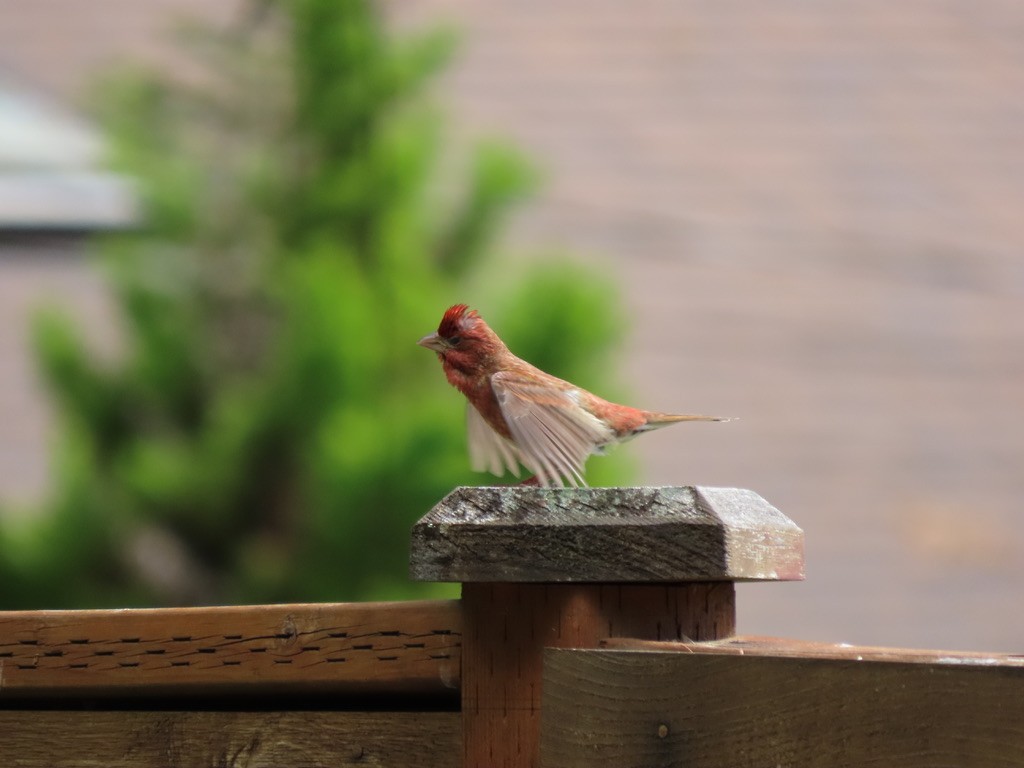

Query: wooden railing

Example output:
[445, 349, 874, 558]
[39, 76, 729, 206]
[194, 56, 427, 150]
[1, 486, 1021, 767]
[0, 600, 461, 700]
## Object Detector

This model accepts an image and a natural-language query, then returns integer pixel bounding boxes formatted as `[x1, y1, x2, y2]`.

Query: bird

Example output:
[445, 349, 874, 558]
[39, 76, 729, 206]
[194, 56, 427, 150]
[418, 304, 729, 487]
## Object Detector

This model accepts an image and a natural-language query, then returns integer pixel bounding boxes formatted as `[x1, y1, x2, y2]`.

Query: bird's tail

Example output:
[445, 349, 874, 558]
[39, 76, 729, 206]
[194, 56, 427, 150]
[644, 412, 733, 428]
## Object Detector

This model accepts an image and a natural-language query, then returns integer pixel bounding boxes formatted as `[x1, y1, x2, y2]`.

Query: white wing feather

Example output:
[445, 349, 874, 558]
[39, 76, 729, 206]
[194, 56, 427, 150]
[490, 371, 614, 487]
[466, 402, 522, 478]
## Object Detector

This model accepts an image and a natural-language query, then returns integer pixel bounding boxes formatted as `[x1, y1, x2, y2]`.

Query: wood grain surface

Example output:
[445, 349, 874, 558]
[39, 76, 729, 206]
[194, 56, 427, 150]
[0, 710, 460, 768]
[0, 600, 461, 699]
[542, 648, 1024, 767]
[602, 634, 1024, 665]
[462, 582, 736, 768]
[410, 486, 804, 582]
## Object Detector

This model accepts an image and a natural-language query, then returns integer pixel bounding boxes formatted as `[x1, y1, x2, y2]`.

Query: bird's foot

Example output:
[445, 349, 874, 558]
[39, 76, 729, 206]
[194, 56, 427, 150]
[516, 476, 541, 487]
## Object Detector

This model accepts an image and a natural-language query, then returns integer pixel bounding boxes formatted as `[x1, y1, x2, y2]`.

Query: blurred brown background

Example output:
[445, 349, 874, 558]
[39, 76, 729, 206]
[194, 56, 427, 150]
[1, 0, 1021, 650]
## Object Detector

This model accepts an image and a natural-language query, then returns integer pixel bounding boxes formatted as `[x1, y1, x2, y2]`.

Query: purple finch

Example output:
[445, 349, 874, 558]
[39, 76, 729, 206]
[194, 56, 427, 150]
[419, 304, 728, 487]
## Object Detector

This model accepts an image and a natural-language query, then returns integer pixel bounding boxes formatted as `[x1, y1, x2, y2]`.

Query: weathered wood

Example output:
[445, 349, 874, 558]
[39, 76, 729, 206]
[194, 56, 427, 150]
[602, 634, 1024, 665]
[410, 486, 803, 582]
[0, 600, 460, 699]
[462, 582, 735, 768]
[542, 648, 1024, 768]
[0, 710, 460, 768]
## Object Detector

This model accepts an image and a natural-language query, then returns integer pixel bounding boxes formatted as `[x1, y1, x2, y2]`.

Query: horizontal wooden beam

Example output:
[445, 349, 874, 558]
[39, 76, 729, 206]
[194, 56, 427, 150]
[0, 600, 461, 700]
[601, 634, 1024, 666]
[542, 646, 1024, 767]
[0, 710, 460, 768]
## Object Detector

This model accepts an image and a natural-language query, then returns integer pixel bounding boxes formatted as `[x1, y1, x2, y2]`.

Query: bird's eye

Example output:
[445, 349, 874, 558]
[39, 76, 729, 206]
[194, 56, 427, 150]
[448, 336, 462, 346]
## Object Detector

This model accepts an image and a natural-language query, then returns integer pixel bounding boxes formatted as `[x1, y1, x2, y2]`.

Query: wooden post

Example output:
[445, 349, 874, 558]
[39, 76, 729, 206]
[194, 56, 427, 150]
[409, 486, 803, 768]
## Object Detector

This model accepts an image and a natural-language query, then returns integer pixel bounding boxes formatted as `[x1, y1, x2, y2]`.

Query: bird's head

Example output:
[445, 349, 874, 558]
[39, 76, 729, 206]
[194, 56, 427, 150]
[418, 304, 506, 374]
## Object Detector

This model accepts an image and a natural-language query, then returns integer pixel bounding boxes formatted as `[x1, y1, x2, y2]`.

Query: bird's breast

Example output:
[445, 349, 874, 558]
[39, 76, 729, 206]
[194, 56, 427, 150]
[473, 390, 513, 440]
[443, 363, 513, 440]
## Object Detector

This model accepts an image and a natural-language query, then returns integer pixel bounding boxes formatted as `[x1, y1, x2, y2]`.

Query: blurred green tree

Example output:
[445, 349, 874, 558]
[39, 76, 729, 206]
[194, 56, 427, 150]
[0, 0, 630, 608]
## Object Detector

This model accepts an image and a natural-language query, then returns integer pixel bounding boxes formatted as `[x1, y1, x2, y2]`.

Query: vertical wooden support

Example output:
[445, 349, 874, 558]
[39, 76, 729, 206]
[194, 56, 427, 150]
[459, 582, 734, 768]
[410, 486, 803, 768]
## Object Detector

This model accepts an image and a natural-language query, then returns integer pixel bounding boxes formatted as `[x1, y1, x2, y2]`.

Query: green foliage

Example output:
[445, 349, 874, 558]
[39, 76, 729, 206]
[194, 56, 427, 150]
[0, 0, 630, 608]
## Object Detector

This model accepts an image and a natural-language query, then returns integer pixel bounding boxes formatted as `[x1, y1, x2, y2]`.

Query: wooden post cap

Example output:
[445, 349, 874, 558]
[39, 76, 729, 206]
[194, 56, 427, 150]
[409, 486, 804, 583]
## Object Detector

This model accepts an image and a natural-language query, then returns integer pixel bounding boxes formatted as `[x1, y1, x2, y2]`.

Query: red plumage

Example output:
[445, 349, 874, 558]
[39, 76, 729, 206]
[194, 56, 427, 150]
[418, 304, 728, 487]
[437, 303, 475, 339]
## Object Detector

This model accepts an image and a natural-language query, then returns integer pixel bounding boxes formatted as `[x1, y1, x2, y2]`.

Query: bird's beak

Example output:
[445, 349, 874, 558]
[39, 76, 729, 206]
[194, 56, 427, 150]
[417, 332, 447, 353]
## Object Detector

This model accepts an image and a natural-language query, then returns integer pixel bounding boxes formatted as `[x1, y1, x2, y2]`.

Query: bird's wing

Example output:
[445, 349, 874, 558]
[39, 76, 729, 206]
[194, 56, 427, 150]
[491, 370, 615, 487]
[466, 402, 522, 478]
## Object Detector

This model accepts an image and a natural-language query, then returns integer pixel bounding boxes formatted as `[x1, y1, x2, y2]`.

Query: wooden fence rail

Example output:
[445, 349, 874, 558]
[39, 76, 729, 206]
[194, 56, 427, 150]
[1, 485, 1021, 768]
[0, 600, 461, 699]
[549, 636, 1024, 768]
